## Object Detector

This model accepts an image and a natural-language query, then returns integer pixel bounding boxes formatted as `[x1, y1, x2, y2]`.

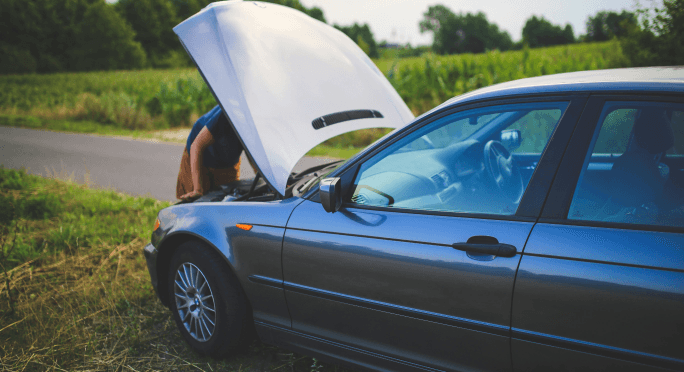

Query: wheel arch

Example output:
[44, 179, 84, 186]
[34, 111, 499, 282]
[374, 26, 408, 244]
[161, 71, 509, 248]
[155, 231, 236, 307]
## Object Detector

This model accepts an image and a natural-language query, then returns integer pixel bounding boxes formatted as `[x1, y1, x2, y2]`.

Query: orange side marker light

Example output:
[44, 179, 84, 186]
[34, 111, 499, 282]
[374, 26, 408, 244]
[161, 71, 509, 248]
[153, 218, 160, 231]
[236, 224, 253, 231]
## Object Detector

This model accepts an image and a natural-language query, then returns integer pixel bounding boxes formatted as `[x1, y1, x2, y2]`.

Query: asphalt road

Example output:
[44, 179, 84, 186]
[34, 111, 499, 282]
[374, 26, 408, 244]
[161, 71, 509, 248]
[0, 127, 336, 201]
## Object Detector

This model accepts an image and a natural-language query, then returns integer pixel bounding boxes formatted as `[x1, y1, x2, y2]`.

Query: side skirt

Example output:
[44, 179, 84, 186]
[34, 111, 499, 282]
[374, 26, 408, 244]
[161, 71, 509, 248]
[255, 321, 445, 372]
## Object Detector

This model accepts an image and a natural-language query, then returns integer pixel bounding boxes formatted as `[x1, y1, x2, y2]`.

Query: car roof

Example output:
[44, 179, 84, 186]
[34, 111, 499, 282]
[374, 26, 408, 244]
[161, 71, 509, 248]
[434, 67, 684, 113]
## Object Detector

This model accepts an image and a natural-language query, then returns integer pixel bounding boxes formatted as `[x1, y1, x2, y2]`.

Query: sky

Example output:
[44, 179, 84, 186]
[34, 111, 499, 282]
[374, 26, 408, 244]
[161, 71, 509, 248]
[299, 0, 641, 46]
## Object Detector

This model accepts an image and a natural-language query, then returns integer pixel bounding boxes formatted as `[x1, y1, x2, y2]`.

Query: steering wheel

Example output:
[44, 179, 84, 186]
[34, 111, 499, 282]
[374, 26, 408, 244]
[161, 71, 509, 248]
[483, 140, 524, 203]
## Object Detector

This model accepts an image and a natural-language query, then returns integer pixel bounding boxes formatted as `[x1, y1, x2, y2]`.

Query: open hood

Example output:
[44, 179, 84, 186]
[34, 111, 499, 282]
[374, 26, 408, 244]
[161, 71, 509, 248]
[174, 0, 414, 195]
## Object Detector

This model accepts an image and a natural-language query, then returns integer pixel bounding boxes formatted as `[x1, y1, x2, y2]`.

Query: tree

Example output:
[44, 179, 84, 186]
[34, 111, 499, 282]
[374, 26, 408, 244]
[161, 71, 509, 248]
[68, 0, 146, 71]
[168, 0, 207, 22]
[116, 0, 181, 68]
[253, 0, 326, 22]
[585, 10, 637, 41]
[419, 5, 513, 55]
[0, 0, 145, 74]
[621, 0, 684, 66]
[334, 23, 379, 58]
[522, 16, 574, 48]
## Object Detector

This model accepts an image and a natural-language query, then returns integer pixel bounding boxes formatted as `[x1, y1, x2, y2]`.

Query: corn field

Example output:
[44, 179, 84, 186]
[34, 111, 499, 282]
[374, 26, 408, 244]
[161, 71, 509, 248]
[0, 41, 627, 130]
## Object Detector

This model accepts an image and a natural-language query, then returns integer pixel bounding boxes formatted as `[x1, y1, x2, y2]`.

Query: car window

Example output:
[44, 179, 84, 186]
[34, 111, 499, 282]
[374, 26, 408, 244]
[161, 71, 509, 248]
[669, 110, 684, 155]
[350, 102, 568, 215]
[397, 113, 501, 152]
[568, 101, 684, 228]
[507, 109, 563, 153]
[593, 109, 637, 154]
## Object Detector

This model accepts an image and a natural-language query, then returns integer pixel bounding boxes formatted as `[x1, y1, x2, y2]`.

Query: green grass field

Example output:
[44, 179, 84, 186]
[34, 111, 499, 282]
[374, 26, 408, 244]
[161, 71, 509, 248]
[0, 41, 627, 151]
[0, 168, 353, 371]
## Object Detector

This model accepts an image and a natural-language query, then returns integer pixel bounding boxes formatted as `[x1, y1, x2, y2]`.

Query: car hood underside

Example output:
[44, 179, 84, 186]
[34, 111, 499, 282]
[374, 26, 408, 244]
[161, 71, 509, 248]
[174, 0, 414, 195]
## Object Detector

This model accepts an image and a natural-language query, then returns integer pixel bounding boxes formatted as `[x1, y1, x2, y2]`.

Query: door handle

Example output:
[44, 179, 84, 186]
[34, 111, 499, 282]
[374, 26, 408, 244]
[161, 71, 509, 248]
[452, 236, 517, 258]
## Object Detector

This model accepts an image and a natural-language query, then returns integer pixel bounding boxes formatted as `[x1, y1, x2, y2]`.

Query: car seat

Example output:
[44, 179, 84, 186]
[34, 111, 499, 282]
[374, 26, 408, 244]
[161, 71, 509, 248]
[595, 107, 675, 223]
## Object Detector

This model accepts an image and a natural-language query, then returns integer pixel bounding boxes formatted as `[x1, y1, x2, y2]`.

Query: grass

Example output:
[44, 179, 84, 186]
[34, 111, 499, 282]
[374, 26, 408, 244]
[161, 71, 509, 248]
[0, 114, 192, 144]
[0, 168, 353, 371]
[0, 41, 628, 156]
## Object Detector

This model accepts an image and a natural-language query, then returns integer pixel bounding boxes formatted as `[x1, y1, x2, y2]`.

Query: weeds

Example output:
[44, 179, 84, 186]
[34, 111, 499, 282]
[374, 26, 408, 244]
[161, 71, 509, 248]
[0, 170, 353, 371]
[0, 219, 20, 315]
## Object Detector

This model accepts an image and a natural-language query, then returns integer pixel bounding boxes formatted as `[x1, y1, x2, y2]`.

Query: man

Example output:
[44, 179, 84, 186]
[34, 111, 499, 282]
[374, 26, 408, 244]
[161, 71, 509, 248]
[176, 105, 245, 201]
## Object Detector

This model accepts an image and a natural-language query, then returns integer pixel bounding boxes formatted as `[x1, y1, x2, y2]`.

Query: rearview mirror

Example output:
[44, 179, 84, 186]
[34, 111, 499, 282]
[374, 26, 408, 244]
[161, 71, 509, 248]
[320, 177, 342, 213]
[501, 129, 521, 151]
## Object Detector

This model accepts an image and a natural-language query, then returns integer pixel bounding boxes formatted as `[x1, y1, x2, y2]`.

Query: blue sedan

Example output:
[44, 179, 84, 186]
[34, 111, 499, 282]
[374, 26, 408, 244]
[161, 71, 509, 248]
[144, 3, 684, 371]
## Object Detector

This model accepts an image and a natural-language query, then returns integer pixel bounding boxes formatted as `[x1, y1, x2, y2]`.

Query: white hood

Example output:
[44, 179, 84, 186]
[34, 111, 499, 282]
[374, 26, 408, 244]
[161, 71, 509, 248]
[174, 0, 414, 195]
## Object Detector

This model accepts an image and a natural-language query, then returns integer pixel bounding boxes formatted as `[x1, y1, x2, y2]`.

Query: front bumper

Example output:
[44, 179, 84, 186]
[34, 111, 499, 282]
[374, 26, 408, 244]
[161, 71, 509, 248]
[143, 243, 161, 300]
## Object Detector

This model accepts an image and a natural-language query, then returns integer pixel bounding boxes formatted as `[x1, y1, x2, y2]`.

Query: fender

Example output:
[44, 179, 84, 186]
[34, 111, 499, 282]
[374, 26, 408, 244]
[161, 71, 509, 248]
[152, 197, 306, 328]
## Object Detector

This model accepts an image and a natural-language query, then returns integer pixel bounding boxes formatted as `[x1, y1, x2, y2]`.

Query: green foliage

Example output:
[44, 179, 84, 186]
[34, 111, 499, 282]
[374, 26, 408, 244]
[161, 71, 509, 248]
[257, 0, 327, 22]
[115, 0, 184, 68]
[147, 77, 216, 127]
[379, 43, 432, 59]
[69, 0, 147, 71]
[621, 0, 684, 66]
[0, 42, 628, 135]
[419, 5, 513, 55]
[335, 23, 379, 58]
[584, 10, 637, 42]
[0, 0, 146, 74]
[522, 16, 575, 48]
[0, 167, 36, 191]
[0, 169, 63, 223]
[0, 0, 328, 74]
[0, 43, 38, 75]
[0, 68, 214, 128]
[0, 167, 169, 267]
[381, 41, 626, 115]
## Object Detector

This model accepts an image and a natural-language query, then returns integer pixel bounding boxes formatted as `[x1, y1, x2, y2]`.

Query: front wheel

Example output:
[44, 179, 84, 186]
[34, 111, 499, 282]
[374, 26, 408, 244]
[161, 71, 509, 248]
[167, 240, 252, 357]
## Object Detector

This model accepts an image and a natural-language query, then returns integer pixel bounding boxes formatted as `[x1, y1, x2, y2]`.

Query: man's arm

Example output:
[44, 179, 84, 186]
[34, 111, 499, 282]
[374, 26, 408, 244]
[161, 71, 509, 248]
[181, 126, 215, 200]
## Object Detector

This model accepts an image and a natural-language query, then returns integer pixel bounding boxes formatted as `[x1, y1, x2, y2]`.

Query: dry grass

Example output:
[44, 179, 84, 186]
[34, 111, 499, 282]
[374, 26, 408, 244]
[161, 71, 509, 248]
[0, 170, 354, 372]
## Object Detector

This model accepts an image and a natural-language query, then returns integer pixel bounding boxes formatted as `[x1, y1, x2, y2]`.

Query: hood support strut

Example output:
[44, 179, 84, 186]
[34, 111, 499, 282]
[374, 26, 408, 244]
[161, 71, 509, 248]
[235, 172, 274, 201]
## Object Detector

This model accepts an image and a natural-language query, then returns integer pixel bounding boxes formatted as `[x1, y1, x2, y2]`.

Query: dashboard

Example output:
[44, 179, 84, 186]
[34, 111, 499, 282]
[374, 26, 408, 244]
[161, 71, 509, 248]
[352, 139, 521, 215]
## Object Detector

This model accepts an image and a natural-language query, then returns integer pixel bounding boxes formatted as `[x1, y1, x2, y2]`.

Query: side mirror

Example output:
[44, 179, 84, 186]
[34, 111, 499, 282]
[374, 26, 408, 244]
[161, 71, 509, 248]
[320, 177, 342, 213]
[501, 129, 521, 151]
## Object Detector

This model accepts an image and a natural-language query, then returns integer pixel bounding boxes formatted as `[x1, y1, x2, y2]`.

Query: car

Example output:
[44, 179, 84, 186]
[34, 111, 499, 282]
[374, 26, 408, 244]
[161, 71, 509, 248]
[143, 2, 684, 371]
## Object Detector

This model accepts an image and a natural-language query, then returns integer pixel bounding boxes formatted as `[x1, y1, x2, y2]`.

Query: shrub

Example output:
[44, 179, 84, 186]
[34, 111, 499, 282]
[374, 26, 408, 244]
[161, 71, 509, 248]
[17, 194, 63, 220]
[0, 167, 34, 190]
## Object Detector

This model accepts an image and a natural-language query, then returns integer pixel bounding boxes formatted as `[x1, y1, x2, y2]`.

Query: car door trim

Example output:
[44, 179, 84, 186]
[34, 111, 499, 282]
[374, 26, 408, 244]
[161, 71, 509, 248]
[512, 328, 684, 370]
[521, 252, 684, 274]
[284, 225, 527, 253]
[274, 278, 511, 337]
[248, 274, 284, 288]
[537, 217, 684, 235]
[255, 320, 446, 372]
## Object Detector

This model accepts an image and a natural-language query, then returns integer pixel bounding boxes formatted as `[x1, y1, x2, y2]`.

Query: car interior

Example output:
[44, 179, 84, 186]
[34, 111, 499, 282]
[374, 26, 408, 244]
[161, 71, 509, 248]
[569, 103, 684, 227]
[351, 103, 567, 216]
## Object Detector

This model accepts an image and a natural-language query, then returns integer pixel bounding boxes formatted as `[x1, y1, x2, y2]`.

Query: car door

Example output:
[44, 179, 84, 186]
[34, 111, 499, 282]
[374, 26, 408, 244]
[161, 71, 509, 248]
[279, 97, 586, 371]
[512, 96, 684, 371]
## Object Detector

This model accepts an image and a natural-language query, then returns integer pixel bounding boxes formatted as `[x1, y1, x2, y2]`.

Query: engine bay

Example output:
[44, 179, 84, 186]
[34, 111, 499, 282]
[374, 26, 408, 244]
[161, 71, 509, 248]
[186, 160, 345, 204]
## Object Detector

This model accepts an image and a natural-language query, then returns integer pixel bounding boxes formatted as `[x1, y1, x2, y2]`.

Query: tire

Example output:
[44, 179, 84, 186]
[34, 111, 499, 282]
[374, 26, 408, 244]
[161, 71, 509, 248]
[167, 240, 252, 357]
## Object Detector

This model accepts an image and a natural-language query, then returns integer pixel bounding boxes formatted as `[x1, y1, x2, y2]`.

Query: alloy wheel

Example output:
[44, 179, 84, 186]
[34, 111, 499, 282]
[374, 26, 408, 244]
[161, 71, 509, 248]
[174, 262, 216, 342]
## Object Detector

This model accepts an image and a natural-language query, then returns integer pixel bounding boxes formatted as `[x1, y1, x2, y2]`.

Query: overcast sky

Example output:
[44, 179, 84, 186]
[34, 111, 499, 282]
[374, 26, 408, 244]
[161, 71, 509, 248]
[299, 0, 641, 46]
